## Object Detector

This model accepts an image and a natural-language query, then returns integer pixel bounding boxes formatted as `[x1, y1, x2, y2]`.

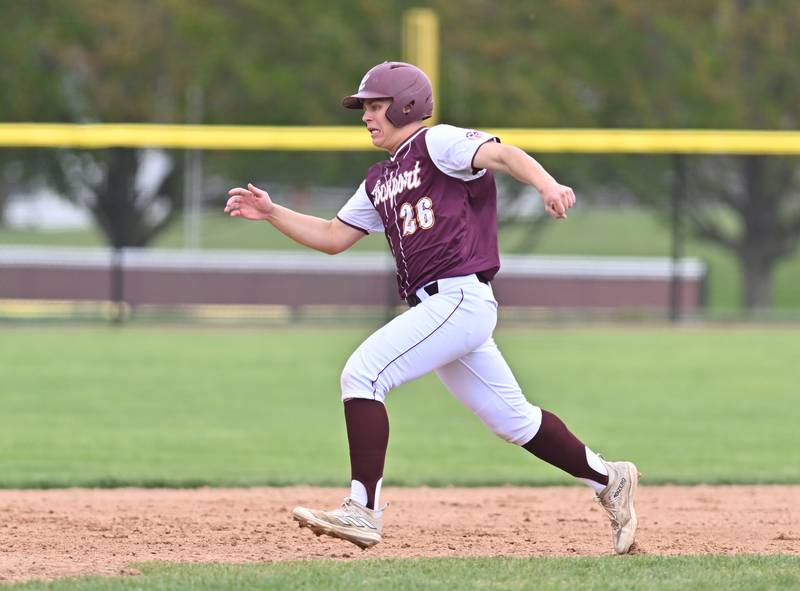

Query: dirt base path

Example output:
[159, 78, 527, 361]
[1, 485, 798, 583]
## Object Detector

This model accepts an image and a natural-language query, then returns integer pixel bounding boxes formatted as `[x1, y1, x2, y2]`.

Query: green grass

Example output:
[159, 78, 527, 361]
[10, 556, 800, 590]
[0, 325, 797, 488]
[3, 207, 800, 311]
[0, 226, 107, 247]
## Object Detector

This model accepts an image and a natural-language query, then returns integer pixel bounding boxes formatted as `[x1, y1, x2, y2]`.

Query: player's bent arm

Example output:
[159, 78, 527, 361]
[472, 142, 576, 219]
[473, 142, 556, 191]
[267, 206, 364, 254]
[225, 183, 364, 254]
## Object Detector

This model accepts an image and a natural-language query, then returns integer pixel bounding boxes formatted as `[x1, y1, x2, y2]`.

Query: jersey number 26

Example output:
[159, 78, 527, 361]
[400, 197, 435, 236]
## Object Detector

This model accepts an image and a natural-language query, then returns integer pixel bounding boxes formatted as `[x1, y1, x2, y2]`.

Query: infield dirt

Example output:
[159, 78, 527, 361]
[1, 485, 798, 583]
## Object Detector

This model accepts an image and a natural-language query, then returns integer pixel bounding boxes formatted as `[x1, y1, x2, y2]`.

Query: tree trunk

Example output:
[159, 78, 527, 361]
[738, 155, 780, 312]
[104, 148, 140, 248]
[740, 255, 773, 311]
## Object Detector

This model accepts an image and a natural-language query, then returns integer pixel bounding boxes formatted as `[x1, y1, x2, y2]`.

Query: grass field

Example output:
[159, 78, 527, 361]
[2, 324, 798, 589]
[3, 207, 800, 311]
[11, 556, 800, 590]
[1, 325, 797, 488]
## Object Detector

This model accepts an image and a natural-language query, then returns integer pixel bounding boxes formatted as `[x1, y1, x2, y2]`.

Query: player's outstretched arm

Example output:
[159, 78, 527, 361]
[225, 183, 364, 254]
[473, 142, 576, 219]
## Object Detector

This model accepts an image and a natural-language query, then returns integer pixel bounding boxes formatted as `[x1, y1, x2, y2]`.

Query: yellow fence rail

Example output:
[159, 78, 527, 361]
[1, 124, 800, 154]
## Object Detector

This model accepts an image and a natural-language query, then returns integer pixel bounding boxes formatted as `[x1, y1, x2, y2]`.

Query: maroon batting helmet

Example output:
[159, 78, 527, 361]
[342, 61, 433, 127]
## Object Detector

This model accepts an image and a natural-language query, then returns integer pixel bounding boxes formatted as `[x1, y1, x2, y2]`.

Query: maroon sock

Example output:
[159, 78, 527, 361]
[344, 398, 389, 509]
[522, 409, 608, 485]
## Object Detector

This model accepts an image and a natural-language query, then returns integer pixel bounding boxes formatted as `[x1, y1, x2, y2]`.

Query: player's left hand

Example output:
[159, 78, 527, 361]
[540, 182, 576, 219]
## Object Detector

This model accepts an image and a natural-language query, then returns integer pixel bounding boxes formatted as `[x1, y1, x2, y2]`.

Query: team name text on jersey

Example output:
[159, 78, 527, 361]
[371, 161, 422, 207]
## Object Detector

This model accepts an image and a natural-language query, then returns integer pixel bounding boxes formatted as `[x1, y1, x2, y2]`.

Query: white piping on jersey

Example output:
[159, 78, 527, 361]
[390, 127, 427, 162]
[384, 127, 426, 296]
[382, 165, 411, 294]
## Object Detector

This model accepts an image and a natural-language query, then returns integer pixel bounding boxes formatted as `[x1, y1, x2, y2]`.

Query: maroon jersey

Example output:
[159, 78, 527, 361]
[338, 125, 501, 299]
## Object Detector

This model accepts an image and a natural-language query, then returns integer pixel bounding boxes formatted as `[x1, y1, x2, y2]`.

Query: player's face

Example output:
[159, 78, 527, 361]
[362, 99, 402, 152]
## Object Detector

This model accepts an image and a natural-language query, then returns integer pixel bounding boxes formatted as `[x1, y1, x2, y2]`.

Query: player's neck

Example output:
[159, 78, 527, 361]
[387, 124, 426, 157]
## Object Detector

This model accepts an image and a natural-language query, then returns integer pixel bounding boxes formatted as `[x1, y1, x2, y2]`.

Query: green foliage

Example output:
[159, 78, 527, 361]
[434, 0, 800, 308]
[10, 556, 800, 591]
[3, 1, 800, 302]
[0, 326, 798, 487]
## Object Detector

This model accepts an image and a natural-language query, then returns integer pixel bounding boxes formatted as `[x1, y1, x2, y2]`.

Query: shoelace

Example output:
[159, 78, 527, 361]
[596, 496, 621, 531]
[322, 498, 369, 528]
[334, 497, 357, 516]
[596, 460, 621, 531]
[339, 497, 388, 512]
[328, 497, 388, 521]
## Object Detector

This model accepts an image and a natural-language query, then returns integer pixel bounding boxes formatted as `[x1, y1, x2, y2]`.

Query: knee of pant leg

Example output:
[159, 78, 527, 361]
[488, 403, 542, 446]
[490, 421, 528, 445]
[340, 360, 385, 403]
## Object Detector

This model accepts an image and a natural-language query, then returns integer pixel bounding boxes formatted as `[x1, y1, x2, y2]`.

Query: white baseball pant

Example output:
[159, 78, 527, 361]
[340, 274, 542, 445]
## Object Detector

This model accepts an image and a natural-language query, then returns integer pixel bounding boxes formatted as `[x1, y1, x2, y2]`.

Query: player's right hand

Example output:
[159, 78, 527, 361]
[225, 183, 274, 220]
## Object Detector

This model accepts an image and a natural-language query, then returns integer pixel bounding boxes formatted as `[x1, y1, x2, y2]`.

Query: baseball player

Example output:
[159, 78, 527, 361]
[225, 61, 639, 554]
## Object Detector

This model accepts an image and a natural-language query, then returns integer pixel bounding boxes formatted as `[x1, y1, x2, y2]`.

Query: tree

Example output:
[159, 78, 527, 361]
[6, 0, 800, 309]
[676, 1, 800, 309]
[1, 3, 72, 226]
[686, 154, 800, 308]
[434, 0, 800, 309]
[3, 0, 404, 243]
[3, 1, 190, 245]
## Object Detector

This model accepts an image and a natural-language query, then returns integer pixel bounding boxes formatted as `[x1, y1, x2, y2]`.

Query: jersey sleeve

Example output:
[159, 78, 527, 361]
[425, 124, 500, 181]
[336, 181, 385, 234]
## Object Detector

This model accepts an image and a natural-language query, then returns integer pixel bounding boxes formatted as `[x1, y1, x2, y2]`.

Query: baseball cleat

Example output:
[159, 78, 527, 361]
[597, 460, 640, 554]
[292, 497, 384, 549]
